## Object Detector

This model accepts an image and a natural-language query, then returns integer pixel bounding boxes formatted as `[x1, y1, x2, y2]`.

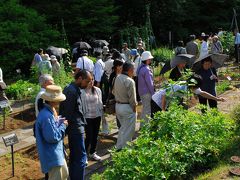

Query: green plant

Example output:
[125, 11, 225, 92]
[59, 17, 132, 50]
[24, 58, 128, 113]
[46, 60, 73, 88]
[230, 103, 240, 125]
[5, 80, 40, 100]
[216, 80, 231, 94]
[93, 104, 235, 179]
[53, 60, 73, 89]
[219, 31, 234, 57]
[152, 47, 174, 63]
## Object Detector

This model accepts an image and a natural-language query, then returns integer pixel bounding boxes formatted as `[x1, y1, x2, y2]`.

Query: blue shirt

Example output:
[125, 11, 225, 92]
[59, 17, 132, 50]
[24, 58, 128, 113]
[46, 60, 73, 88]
[35, 105, 66, 173]
[34, 53, 42, 64]
[235, 33, 240, 45]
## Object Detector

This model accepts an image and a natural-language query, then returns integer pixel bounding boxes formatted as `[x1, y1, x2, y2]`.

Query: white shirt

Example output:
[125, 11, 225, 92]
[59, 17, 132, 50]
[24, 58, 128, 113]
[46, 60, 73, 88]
[35, 88, 45, 117]
[76, 56, 94, 73]
[104, 58, 114, 78]
[200, 41, 209, 57]
[152, 85, 202, 109]
[94, 59, 105, 82]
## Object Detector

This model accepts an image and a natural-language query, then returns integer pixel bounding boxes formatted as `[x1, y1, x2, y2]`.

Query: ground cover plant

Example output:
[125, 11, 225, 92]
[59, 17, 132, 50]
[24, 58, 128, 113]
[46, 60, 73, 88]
[92, 104, 236, 180]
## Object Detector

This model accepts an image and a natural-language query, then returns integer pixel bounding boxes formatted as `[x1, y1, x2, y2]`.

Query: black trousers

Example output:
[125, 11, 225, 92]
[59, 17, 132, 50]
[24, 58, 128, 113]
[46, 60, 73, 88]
[199, 97, 217, 113]
[85, 116, 101, 154]
[151, 99, 162, 118]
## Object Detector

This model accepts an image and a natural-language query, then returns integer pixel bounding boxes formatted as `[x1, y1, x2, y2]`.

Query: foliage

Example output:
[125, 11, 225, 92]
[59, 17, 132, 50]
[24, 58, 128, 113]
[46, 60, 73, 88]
[219, 31, 235, 57]
[5, 80, 40, 100]
[216, 80, 231, 94]
[230, 103, 240, 125]
[152, 47, 174, 63]
[0, 0, 61, 77]
[53, 60, 73, 89]
[93, 104, 235, 179]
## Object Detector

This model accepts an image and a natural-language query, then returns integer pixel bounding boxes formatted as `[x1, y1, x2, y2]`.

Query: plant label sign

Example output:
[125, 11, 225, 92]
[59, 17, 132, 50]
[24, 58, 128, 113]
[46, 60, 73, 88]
[2, 133, 19, 147]
[0, 100, 9, 108]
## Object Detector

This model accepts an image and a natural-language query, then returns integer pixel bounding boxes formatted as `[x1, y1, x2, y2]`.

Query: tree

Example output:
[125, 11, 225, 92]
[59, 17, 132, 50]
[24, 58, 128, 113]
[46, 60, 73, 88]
[21, 0, 118, 44]
[0, 0, 61, 77]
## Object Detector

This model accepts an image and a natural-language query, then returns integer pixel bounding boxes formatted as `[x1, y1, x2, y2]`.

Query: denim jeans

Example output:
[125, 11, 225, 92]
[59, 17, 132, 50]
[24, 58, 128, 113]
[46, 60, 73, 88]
[68, 133, 87, 180]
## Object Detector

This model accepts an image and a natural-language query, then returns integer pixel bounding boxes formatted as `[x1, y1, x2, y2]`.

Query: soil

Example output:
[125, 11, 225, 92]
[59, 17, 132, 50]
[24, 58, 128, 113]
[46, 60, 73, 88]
[0, 107, 35, 134]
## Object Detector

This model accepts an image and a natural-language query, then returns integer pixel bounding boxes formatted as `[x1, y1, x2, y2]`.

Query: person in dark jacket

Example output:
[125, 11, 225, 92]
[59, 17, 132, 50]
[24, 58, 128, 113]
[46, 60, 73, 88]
[59, 70, 92, 180]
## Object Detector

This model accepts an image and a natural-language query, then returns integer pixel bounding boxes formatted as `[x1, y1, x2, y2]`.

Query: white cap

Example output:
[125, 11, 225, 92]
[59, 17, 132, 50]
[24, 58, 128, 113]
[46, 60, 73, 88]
[141, 51, 154, 61]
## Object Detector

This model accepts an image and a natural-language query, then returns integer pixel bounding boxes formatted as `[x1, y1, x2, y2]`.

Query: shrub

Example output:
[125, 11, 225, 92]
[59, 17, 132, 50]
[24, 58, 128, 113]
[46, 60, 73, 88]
[219, 31, 234, 57]
[5, 80, 40, 100]
[93, 104, 235, 179]
[216, 80, 231, 94]
[152, 47, 174, 63]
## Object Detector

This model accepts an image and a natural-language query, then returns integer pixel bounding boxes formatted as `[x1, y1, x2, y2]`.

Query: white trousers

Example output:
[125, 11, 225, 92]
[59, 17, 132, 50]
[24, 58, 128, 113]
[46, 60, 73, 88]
[115, 104, 136, 150]
[48, 159, 68, 180]
[140, 93, 152, 127]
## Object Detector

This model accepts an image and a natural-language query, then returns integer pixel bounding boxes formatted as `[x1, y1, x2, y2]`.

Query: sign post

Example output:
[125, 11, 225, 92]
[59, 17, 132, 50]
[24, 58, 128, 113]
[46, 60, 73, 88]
[2, 133, 19, 177]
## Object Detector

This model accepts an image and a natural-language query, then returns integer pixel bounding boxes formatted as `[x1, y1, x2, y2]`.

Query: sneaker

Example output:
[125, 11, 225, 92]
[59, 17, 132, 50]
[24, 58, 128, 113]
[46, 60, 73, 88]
[89, 153, 102, 161]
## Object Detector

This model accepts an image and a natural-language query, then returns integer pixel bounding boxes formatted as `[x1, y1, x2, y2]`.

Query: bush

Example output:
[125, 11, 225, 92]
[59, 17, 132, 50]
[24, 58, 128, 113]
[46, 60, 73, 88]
[152, 47, 174, 63]
[93, 104, 235, 179]
[5, 80, 40, 100]
[216, 80, 231, 94]
[219, 31, 234, 57]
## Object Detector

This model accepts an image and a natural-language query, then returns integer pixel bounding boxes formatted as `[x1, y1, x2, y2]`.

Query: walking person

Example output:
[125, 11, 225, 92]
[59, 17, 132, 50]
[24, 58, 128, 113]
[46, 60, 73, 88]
[59, 70, 92, 180]
[35, 85, 69, 180]
[234, 29, 240, 63]
[186, 34, 199, 56]
[113, 62, 137, 150]
[137, 51, 155, 128]
[210, 35, 223, 54]
[50, 55, 61, 77]
[82, 74, 103, 161]
[76, 50, 94, 73]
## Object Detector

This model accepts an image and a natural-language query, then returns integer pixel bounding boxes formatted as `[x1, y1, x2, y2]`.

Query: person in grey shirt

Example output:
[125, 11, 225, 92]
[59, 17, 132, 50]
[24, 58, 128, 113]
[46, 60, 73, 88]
[186, 34, 199, 56]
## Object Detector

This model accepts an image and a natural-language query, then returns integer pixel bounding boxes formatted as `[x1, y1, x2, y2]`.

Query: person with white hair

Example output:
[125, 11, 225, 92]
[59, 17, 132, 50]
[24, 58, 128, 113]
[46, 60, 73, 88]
[35, 74, 54, 117]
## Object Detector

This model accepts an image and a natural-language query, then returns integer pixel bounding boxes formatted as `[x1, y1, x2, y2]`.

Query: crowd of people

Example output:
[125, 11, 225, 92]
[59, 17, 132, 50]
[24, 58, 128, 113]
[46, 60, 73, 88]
[33, 33, 228, 180]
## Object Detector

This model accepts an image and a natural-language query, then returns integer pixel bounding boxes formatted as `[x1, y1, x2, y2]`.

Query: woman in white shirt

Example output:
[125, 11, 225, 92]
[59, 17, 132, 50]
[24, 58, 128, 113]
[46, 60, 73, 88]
[151, 74, 225, 117]
[200, 35, 209, 58]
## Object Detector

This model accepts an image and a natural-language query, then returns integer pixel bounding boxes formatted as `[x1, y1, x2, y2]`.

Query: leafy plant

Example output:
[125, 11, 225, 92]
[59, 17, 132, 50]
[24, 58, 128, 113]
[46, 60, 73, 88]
[219, 31, 234, 57]
[216, 80, 231, 94]
[93, 104, 235, 179]
[152, 47, 174, 63]
[5, 80, 40, 100]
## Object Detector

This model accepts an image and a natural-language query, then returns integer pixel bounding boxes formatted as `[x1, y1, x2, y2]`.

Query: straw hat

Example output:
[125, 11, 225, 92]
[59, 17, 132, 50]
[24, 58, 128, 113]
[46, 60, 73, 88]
[41, 85, 66, 102]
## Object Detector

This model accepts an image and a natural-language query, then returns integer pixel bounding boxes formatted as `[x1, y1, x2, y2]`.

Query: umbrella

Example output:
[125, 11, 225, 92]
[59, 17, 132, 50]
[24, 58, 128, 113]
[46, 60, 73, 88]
[192, 53, 229, 71]
[46, 46, 68, 59]
[170, 54, 195, 68]
[93, 40, 109, 47]
[73, 41, 91, 49]
[160, 61, 171, 75]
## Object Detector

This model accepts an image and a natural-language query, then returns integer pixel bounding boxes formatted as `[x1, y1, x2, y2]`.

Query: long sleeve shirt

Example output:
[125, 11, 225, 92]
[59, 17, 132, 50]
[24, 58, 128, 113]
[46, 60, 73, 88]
[113, 74, 137, 109]
[35, 105, 66, 173]
[59, 82, 86, 134]
[137, 64, 155, 96]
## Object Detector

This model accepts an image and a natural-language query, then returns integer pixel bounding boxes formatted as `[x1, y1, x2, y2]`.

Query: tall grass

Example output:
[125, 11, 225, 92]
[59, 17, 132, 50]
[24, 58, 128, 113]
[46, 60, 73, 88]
[152, 47, 174, 63]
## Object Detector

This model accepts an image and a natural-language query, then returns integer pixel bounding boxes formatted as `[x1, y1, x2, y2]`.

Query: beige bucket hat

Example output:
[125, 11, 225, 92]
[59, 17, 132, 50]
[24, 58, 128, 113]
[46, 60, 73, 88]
[41, 85, 66, 102]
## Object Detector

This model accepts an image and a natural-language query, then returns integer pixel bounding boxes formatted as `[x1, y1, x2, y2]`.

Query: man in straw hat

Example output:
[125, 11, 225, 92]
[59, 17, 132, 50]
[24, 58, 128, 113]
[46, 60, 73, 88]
[35, 85, 68, 180]
[59, 70, 92, 180]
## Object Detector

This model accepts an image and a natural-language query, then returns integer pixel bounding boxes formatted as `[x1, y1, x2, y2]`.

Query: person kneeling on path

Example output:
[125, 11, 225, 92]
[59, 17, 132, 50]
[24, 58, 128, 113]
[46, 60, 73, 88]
[113, 62, 137, 150]
[35, 85, 69, 180]
[151, 74, 225, 117]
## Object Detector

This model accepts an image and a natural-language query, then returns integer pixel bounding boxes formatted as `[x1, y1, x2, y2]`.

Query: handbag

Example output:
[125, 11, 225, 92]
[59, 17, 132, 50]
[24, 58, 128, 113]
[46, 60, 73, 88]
[105, 76, 116, 114]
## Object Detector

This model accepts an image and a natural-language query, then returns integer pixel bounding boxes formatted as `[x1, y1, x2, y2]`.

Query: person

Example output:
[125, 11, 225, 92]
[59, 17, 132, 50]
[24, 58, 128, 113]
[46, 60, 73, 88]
[76, 50, 94, 73]
[121, 43, 131, 62]
[50, 55, 60, 77]
[234, 29, 240, 63]
[35, 85, 68, 180]
[35, 74, 54, 117]
[102, 46, 110, 62]
[210, 35, 223, 54]
[196, 55, 218, 109]
[138, 37, 146, 49]
[186, 35, 199, 56]
[151, 75, 225, 117]
[39, 54, 52, 75]
[82, 74, 103, 161]
[217, 27, 224, 38]
[174, 40, 187, 55]
[93, 52, 105, 88]
[137, 51, 155, 127]
[169, 61, 186, 81]
[130, 49, 141, 102]
[0, 68, 12, 112]
[137, 43, 145, 55]
[199, 34, 209, 58]
[109, 59, 124, 129]
[32, 48, 43, 66]
[113, 62, 137, 150]
[59, 70, 92, 180]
